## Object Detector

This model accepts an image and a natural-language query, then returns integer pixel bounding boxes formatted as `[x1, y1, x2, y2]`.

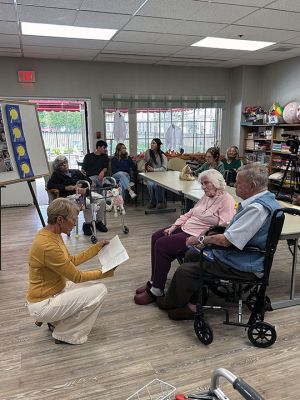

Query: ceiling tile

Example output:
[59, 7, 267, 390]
[171, 46, 221, 58]
[125, 16, 226, 35]
[80, 0, 145, 14]
[236, 8, 300, 30]
[21, 36, 107, 49]
[137, 0, 204, 19]
[104, 41, 184, 55]
[283, 36, 300, 45]
[113, 31, 201, 46]
[17, 1, 82, 9]
[74, 11, 130, 29]
[94, 53, 162, 62]
[0, 34, 20, 45]
[138, 0, 256, 23]
[19, 5, 77, 25]
[0, 51, 21, 57]
[207, 0, 271, 5]
[24, 52, 95, 60]
[0, 46, 20, 52]
[0, 21, 19, 34]
[0, 2, 16, 21]
[23, 45, 99, 56]
[265, 0, 300, 12]
[215, 25, 300, 43]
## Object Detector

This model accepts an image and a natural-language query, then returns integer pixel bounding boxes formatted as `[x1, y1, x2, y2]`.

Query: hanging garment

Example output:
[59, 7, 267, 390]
[113, 111, 127, 142]
[165, 124, 183, 150]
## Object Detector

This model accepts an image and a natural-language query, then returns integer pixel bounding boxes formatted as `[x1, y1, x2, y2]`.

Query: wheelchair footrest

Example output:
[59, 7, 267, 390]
[223, 321, 250, 328]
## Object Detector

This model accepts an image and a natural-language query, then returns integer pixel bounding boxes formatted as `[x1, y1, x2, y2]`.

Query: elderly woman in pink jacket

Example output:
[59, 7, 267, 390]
[134, 169, 236, 305]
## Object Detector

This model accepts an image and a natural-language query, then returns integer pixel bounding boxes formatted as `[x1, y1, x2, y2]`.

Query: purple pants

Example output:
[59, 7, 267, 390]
[151, 226, 189, 291]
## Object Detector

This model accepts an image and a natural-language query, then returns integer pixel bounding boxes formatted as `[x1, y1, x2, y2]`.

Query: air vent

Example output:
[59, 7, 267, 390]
[270, 46, 297, 52]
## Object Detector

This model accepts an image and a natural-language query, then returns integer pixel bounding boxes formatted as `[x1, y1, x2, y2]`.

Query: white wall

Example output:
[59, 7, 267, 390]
[0, 57, 232, 151]
[261, 56, 300, 108]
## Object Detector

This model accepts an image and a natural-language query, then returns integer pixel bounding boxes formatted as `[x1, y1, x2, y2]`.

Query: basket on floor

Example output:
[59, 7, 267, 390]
[126, 379, 176, 400]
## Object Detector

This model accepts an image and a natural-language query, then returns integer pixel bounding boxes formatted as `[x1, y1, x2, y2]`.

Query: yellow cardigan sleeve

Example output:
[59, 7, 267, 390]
[46, 242, 114, 283]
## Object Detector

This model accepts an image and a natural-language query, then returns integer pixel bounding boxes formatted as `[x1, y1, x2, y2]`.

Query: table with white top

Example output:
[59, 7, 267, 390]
[139, 171, 201, 194]
[138, 171, 201, 214]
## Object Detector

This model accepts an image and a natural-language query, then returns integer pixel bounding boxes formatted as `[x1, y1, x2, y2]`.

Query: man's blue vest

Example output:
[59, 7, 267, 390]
[212, 191, 280, 273]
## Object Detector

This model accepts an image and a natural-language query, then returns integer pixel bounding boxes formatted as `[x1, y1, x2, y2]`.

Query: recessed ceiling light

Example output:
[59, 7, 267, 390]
[191, 36, 275, 51]
[21, 22, 117, 41]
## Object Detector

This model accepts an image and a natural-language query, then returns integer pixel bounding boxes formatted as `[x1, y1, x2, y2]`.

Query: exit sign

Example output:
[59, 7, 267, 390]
[18, 70, 36, 83]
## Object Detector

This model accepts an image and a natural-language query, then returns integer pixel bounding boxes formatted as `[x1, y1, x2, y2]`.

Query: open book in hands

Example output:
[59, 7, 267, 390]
[98, 235, 129, 273]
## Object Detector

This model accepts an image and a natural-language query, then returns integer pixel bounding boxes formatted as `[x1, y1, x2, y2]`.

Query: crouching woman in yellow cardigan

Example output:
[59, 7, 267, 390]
[26, 198, 114, 345]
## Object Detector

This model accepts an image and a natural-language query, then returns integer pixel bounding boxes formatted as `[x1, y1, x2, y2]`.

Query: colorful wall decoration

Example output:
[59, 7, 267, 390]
[5, 104, 34, 179]
[0, 108, 13, 173]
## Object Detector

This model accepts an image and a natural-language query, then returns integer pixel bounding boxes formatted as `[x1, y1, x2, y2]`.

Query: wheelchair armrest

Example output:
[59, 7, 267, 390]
[46, 188, 60, 198]
[205, 243, 265, 254]
[206, 225, 226, 235]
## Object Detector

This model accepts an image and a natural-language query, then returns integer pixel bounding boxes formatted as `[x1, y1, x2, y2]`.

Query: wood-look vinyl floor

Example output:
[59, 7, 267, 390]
[1, 203, 300, 400]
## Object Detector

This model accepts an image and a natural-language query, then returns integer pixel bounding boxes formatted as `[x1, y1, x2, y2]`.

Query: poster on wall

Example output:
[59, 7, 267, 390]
[0, 108, 13, 173]
[5, 104, 34, 179]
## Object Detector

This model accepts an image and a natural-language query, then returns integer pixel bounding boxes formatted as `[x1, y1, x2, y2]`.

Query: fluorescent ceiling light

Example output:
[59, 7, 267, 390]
[21, 22, 117, 41]
[191, 37, 275, 51]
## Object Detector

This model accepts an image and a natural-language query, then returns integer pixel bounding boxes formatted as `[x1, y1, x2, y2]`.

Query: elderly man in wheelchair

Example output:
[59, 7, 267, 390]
[158, 162, 290, 348]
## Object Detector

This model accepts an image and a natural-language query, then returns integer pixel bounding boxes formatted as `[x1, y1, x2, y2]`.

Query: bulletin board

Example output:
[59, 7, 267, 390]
[0, 99, 50, 185]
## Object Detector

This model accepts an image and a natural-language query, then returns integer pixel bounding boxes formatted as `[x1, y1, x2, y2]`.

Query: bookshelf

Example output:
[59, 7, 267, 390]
[241, 123, 300, 193]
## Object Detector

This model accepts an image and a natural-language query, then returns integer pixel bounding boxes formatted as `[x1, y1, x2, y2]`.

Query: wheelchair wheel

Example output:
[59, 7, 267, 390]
[246, 294, 272, 312]
[246, 293, 258, 311]
[194, 316, 213, 345]
[90, 235, 97, 244]
[247, 322, 277, 348]
[123, 226, 129, 234]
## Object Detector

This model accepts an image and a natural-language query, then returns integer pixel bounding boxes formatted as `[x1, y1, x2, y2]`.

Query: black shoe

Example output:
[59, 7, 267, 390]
[82, 222, 92, 236]
[96, 221, 108, 232]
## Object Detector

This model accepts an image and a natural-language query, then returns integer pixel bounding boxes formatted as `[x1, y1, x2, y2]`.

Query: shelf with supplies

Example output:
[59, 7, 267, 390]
[242, 123, 300, 171]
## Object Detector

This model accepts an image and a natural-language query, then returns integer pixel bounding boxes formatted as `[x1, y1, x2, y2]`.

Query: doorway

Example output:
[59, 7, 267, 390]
[30, 99, 88, 205]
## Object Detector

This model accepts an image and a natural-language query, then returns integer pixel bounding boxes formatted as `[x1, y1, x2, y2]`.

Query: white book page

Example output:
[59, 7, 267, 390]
[98, 235, 129, 273]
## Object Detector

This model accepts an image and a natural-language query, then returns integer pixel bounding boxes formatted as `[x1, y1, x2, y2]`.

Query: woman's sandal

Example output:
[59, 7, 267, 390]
[54, 339, 69, 344]
[35, 321, 55, 332]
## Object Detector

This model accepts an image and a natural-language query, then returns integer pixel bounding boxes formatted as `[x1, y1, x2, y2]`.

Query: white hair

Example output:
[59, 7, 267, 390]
[53, 155, 68, 171]
[198, 169, 226, 191]
[238, 162, 268, 190]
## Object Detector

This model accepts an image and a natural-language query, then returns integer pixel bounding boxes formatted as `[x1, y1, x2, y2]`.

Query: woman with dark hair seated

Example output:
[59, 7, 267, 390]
[145, 138, 168, 209]
[111, 143, 137, 200]
[134, 169, 236, 305]
[194, 147, 225, 177]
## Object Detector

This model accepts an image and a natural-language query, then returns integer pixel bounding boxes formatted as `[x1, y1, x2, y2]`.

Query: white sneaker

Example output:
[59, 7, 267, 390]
[129, 182, 135, 187]
[129, 191, 137, 199]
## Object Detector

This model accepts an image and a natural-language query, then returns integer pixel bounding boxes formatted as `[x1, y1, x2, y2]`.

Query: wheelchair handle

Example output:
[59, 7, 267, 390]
[233, 377, 264, 400]
[76, 180, 91, 190]
[279, 207, 300, 217]
[211, 368, 264, 400]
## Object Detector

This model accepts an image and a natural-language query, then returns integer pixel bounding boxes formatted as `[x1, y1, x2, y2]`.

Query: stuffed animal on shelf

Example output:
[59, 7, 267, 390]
[179, 164, 195, 181]
[106, 186, 125, 217]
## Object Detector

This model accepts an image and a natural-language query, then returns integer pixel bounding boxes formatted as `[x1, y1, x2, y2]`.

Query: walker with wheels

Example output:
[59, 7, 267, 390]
[76, 178, 129, 243]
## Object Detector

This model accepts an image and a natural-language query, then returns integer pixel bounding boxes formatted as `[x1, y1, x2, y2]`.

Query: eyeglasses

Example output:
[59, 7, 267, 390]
[58, 161, 68, 166]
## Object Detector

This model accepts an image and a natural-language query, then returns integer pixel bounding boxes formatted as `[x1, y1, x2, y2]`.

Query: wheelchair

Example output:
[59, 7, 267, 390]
[193, 208, 300, 348]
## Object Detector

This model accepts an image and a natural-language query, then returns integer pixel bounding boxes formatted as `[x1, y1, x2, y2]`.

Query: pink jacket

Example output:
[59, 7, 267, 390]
[175, 192, 236, 237]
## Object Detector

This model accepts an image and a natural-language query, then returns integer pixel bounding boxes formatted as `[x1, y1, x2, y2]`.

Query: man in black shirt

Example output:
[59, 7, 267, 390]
[47, 155, 107, 234]
[81, 140, 109, 188]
